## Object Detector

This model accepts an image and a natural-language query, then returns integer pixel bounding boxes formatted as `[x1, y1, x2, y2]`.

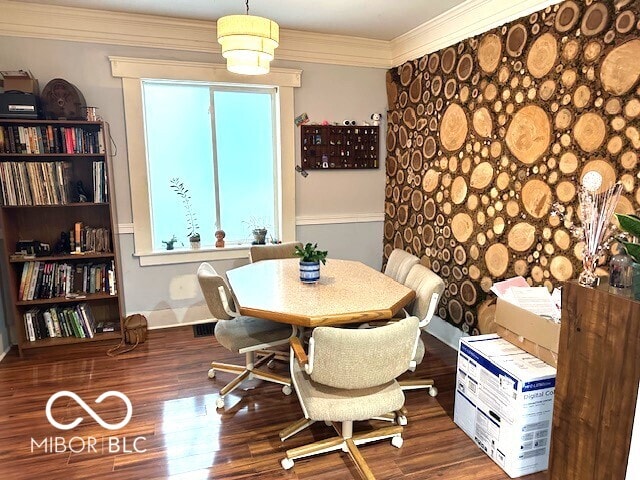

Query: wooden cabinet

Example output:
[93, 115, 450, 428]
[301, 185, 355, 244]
[301, 125, 379, 169]
[549, 281, 640, 479]
[0, 119, 123, 355]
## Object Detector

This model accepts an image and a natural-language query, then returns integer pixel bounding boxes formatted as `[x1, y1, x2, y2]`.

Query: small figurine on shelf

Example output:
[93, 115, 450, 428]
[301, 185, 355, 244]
[215, 230, 226, 248]
[370, 113, 381, 126]
[76, 180, 90, 202]
[53, 231, 71, 255]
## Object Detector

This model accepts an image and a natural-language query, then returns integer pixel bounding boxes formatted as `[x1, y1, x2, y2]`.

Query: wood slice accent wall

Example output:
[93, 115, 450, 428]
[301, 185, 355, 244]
[384, 0, 640, 334]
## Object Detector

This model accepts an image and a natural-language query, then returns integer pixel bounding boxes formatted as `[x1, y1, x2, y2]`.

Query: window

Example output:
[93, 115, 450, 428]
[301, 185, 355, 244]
[142, 81, 277, 248]
[110, 57, 301, 265]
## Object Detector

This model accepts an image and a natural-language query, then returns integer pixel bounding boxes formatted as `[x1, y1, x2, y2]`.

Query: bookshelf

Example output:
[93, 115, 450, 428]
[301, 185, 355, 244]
[0, 120, 124, 355]
[301, 125, 379, 169]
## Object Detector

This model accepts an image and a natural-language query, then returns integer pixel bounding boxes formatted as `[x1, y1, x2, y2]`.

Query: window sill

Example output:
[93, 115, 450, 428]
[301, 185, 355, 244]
[133, 245, 250, 266]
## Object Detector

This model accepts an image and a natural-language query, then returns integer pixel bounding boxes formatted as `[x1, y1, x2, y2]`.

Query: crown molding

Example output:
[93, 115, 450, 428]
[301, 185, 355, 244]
[390, 0, 563, 67]
[0, 0, 391, 68]
[1, 0, 564, 70]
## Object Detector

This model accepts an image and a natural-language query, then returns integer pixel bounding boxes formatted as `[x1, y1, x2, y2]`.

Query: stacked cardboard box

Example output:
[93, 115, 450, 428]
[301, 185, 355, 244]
[454, 334, 556, 478]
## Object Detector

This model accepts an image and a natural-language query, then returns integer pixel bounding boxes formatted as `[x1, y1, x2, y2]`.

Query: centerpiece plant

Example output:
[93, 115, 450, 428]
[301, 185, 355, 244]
[294, 243, 328, 283]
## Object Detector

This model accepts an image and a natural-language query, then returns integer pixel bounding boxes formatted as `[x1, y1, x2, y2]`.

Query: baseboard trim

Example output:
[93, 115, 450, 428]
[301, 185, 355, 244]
[0, 344, 12, 363]
[425, 316, 466, 351]
[131, 304, 214, 330]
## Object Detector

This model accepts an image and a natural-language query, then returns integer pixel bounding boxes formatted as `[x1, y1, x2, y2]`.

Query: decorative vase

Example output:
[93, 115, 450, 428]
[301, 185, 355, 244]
[299, 261, 320, 283]
[252, 228, 267, 245]
[190, 240, 200, 250]
[633, 262, 640, 301]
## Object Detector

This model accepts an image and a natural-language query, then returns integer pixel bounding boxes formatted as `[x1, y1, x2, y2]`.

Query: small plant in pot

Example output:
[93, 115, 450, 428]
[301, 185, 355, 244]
[243, 216, 269, 245]
[294, 242, 328, 284]
[615, 213, 640, 300]
[170, 178, 200, 249]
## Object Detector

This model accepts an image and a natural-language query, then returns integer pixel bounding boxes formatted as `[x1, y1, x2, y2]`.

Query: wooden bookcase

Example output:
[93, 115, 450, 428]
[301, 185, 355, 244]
[301, 125, 379, 169]
[0, 119, 124, 355]
[549, 281, 640, 479]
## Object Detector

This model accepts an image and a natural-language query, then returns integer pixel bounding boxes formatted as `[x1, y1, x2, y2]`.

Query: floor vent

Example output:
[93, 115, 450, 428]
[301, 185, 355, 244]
[193, 322, 216, 337]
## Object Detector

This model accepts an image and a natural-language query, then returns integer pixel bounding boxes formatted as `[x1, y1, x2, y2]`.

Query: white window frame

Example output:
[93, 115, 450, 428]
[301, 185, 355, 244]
[110, 57, 301, 266]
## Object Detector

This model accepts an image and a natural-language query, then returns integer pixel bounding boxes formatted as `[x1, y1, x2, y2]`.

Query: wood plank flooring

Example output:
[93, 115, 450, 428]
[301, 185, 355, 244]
[0, 326, 548, 479]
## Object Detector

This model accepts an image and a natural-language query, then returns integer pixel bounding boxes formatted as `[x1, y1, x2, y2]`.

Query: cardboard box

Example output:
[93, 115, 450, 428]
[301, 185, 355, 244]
[0, 70, 39, 95]
[454, 334, 556, 478]
[494, 298, 560, 367]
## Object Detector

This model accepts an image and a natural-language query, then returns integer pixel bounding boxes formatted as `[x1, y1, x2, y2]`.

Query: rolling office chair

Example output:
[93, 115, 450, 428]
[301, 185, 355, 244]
[398, 263, 445, 396]
[248, 241, 303, 365]
[279, 316, 421, 478]
[197, 262, 296, 409]
[249, 241, 303, 263]
[383, 248, 420, 284]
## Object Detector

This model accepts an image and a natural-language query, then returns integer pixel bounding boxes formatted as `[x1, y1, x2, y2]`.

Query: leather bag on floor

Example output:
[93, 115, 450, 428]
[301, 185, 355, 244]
[107, 314, 148, 356]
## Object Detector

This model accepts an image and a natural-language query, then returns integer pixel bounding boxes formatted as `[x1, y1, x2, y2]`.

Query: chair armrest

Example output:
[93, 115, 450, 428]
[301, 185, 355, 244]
[290, 337, 308, 368]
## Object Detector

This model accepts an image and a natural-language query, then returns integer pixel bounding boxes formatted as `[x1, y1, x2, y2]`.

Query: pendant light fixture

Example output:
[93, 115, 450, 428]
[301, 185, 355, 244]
[216, 0, 279, 75]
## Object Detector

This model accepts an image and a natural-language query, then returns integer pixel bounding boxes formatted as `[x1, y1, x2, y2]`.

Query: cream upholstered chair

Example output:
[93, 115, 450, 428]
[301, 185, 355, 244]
[197, 263, 296, 409]
[248, 241, 303, 365]
[249, 241, 303, 263]
[383, 248, 420, 284]
[279, 316, 420, 477]
[398, 264, 445, 398]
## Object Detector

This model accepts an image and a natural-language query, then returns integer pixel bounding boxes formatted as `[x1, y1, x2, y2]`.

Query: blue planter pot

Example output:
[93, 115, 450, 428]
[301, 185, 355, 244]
[299, 261, 320, 283]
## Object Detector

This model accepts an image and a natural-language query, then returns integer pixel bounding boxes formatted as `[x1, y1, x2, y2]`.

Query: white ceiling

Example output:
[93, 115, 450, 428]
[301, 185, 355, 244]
[15, 0, 468, 41]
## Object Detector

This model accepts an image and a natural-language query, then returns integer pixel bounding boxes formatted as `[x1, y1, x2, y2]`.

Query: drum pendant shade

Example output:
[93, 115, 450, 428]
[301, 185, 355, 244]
[217, 14, 279, 75]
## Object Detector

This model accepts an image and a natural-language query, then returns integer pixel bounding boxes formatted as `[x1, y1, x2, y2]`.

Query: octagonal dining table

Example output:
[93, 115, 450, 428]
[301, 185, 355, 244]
[226, 258, 415, 327]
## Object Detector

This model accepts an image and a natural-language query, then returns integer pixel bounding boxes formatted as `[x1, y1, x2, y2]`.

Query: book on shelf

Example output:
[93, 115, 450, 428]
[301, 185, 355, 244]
[22, 303, 99, 341]
[0, 161, 72, 206]
[0, 125, 104, 155]
[18, 260, 117, 300]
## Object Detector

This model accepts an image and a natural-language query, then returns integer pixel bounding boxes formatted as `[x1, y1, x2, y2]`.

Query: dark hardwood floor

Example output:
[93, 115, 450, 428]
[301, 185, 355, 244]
[0, 326, 548, 479]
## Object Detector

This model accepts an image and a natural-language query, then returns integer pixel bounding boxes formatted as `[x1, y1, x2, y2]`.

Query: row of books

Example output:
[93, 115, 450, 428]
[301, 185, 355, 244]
[0, 161, 73, 206]
[93, 161, 108, 203]
[23, 303, 98, 341]
[71, 223, 112, 254]
[0, 125, 105, 155]
[18, 260, 117, 301]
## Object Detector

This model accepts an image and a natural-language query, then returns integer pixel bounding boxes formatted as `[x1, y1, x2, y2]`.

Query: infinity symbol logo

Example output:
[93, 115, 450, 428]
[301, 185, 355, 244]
[45, 391, 133, 431]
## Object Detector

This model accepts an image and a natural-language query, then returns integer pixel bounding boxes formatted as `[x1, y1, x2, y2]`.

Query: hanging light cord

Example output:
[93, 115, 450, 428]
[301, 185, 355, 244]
[245, 0, 249, 14]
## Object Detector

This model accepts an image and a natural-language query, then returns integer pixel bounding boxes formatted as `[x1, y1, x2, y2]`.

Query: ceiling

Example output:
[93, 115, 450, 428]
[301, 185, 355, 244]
[15, 0, 468, 41]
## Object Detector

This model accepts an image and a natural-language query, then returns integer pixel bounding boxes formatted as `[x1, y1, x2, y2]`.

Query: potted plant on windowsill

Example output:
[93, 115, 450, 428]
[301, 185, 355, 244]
[615, 213, 640, 300]
[170, 177, 200, 250]
[294, 243, 328, 284]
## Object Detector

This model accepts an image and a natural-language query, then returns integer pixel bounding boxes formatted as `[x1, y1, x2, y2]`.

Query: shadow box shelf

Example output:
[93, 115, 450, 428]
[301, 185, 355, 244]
[0, 119, 124, 355]
[301, 125, 379, 169]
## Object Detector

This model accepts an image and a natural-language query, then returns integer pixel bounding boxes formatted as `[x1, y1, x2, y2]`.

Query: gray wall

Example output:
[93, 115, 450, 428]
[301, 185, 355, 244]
[0, 35, 387, 331]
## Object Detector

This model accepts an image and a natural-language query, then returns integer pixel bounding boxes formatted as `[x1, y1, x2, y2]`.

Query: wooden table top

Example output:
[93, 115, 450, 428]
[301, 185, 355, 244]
[226, 258, 415, 327]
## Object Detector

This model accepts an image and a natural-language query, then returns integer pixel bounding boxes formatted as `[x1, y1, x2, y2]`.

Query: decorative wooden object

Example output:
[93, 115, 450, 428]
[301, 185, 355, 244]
[384, 1, 640, 334]
[301, 125, 379, 169]
[550, 281, 640, 480]
[0, 120, 124, 355]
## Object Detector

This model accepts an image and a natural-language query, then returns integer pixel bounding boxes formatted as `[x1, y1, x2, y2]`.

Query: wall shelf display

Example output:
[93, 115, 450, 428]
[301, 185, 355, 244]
[0, 119, 124, 355]
[301, 125, 379, 169]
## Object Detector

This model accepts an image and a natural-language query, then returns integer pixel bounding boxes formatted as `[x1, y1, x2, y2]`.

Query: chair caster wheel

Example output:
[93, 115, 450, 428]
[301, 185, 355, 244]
[396, 415, 407, 426]
[267, 359, 277, 370]
[215, 397, 225, 409]
[391, 436, 404, 448]
[282, 385, 292, 395]
[428, 386, 438, 397]
[281, 457, 294, 470]
[208, 369, 216, 379]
